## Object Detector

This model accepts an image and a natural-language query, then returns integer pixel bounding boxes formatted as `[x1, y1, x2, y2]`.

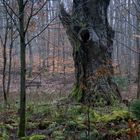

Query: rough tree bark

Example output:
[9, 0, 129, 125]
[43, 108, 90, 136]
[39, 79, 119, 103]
[60, 0, 121, 105]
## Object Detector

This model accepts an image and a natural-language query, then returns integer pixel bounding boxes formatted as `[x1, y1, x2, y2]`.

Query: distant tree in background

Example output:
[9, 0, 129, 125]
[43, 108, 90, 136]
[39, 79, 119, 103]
[0, 0, 16, 107]
[136, 0, 140, 99]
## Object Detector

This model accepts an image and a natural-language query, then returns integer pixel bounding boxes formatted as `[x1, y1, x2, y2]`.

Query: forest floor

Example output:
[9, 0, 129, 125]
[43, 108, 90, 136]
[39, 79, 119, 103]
[0, 73, 139, 140]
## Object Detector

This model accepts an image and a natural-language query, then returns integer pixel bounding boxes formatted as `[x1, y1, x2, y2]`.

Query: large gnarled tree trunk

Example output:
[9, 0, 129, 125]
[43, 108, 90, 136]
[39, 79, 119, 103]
[60, 0, 121, 105]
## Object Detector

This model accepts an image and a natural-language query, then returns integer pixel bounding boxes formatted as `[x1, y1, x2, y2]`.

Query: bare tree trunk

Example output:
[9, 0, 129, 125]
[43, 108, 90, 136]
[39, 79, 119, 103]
[27, 32, 33, 78]
[2, 14, 9, 106]
[127, 0, 132, 85]
[47, 28, 50, 71]
[136, 1, 140, 99]
[60, 0, 121, 105]
[7, 19, 14, 97]
[46, 1, 50, 71]
[18, 0, 26, 137]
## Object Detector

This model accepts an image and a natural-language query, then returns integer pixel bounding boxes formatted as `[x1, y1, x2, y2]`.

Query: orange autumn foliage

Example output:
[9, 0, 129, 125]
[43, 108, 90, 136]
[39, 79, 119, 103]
[127, 119, 140, 140]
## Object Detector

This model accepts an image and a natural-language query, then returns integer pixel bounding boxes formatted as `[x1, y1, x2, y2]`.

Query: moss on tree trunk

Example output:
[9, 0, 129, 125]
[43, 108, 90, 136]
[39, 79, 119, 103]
[60, 0, 122, 105]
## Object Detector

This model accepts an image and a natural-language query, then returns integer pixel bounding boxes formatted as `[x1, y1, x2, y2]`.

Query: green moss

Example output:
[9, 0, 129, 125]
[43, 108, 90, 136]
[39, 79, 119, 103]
[73, 39, 81, 51]
[29, 134, 46, 140]
[96, 110, 130, 123]
[71, 85, 83, 102]
[75, 115, 86, 129]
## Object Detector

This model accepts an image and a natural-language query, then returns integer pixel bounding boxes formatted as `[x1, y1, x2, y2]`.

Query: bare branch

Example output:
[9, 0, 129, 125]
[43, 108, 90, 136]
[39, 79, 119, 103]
[32, 0, 47, 16]
[24, 1, 35, 34]
[3, 0, 19, 18]
[2, 1, 20, 33]
[24, 0, 47, 34]
[25, 15, 57, 46]
[23, 0, 29, 8]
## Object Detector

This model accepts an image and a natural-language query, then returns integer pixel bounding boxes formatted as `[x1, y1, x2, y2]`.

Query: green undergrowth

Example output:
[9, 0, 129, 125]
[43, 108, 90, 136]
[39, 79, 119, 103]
[0, 102, 134, 140]
[21, 134, 46, 140]
[71, 84, 121, 106]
